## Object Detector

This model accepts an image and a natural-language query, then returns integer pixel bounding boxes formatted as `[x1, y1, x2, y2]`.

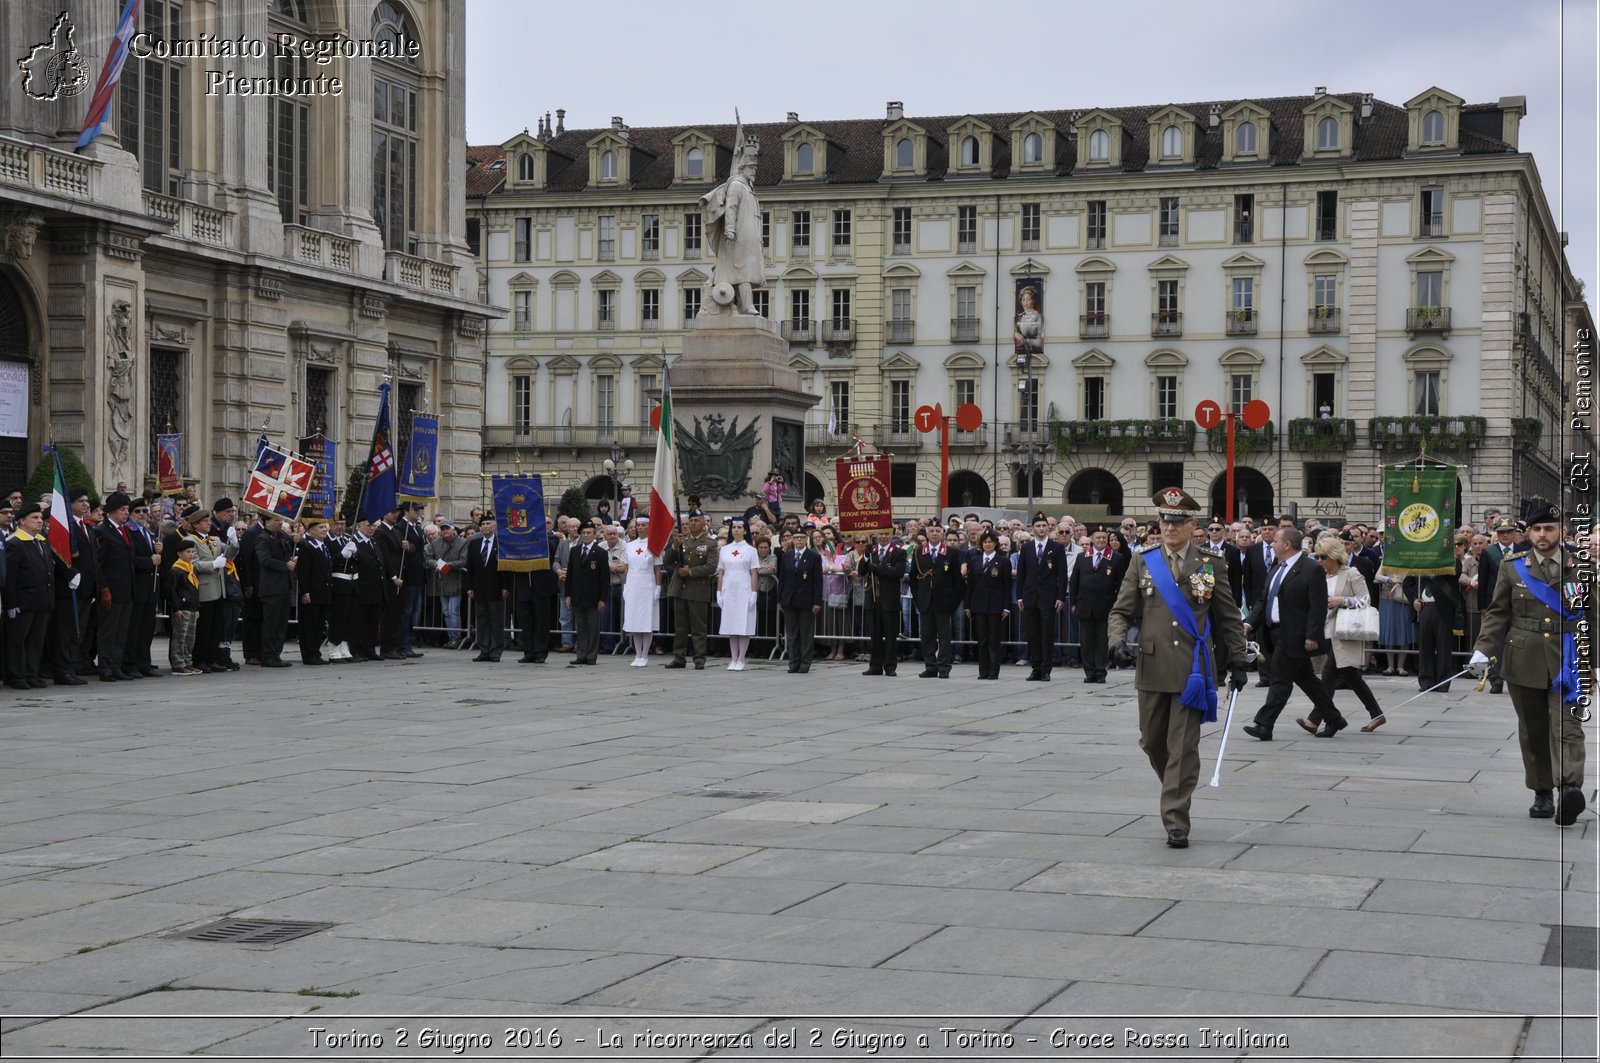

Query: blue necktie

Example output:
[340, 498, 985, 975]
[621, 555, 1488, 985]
[1265, 562, 1288, 622]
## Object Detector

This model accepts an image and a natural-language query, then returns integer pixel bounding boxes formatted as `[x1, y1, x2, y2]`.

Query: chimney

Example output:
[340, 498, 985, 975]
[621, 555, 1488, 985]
[886, 100, 903, 121]
[611, 116, 624, 130]
[1209, 103, 1223, 127]
[786, 111, 799, 124]
[1314, 86, 1326, 98]
[1498, 95, 1526, 150]
[555, 109, 565, 135]
[1359, 93, 1373, 121]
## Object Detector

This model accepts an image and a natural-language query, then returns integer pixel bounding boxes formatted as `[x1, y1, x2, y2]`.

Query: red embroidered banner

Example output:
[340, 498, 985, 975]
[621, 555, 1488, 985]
[836, 456, 893, 536]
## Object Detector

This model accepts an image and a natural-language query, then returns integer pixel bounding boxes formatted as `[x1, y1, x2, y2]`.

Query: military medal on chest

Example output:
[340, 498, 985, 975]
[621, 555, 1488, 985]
[1189, 563, 1216, 601]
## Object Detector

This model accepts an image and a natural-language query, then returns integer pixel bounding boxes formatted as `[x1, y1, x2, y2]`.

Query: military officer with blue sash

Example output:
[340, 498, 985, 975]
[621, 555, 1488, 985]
[1470, 498, 1590, 825]
[1108, 488, 1248, 848]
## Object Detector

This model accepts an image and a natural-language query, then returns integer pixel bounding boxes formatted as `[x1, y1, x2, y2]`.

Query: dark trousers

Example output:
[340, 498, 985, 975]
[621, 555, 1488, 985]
[126, 600, 157, 673]
[603, 586, 623, 652]
[1312, 658, 1384, 722]
[77, 604, 98, 674]
[515, 594, 557, 660]
[572, 603, 600, 663]
[1078, 615, 1109, 678]
[351, 602, 381, 658]
[1416, 602, 1456, 691]
[192, 599, 222, 666]
[97, 600, 132, 676]
[5, 610, 50, 682]
[971, 611, 1003, 678]
[51, 597, 83, 679]
[259, 594, 290, 663]
[328, 586, 357, 646]
[241, 592, 262, 660]
[1022, 606, 1055, 676]
[381, 591, 404, 652]
[782, 605, 815, 668]
[1253, 630, 1344, 732]
[918, 606, 953, 673]
[474, 596, 505, 658]
[866, 603, 898, 673]
[298, 603, 328, 662]
[671, 597, 708, 663]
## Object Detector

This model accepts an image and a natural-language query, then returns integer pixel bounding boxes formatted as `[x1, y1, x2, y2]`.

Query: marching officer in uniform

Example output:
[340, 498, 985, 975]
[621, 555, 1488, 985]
[858, 533, 906, 677]
[963, 529, 1011, 680]
[912, 523, 965, 678]
[1471, 498, 1590, 825]
[1109, 488, 1249, 849]
[296, 517, 333, 665]
[124, 498, 162, 679]
[327, 518, 360, 662]
[1071, 524, 1127, 683]
[664, 510, 716, 670]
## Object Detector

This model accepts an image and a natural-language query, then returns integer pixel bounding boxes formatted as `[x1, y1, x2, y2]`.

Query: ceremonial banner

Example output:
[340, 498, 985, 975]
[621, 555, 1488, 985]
[45, 446, 74, 568]
[492, 473, 551, 573]
[835, 456, 893, 536]
[154, 433, 182, 496]
[1380, 464, 1459, 576]
[397, 413, 439, 507]
[298, 433, 338, 521]
[362, 382, 398, 523]
[244, 444, 315, 521]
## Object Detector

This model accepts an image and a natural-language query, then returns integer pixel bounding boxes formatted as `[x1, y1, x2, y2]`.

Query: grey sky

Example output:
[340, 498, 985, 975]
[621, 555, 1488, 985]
[465, 0, 1598, 296]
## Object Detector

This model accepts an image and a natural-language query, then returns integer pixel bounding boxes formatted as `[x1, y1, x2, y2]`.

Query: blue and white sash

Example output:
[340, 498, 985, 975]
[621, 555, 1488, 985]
[1512, 557, 1583, 707]
[1145, 549, 1218, 722]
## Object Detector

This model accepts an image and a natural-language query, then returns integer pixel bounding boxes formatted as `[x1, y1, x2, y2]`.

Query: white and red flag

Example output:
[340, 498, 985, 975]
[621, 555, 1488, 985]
[244, 445, 315, 520]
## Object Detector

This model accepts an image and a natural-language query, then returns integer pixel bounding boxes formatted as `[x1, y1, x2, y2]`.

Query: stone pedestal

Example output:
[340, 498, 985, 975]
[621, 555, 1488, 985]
[668, 314, 819, 520]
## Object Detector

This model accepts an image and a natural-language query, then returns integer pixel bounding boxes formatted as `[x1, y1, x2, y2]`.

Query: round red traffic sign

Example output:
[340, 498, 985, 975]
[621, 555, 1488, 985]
[1194, 400, 1222, 430]
[1241, 399, 1271, 431]
[914, 403, 942, 434]
[955, 403, 983, 433]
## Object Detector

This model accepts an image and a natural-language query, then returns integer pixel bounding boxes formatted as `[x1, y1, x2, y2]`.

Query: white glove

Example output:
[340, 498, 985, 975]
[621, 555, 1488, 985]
[68, 573, 81, 590]
[341, 542, 357, 559]
[653, 586, 661, 601]
[716, 591, 724, 609]
[4, 608, 16, 620]
[227, 525, 238, 543]
[1468, 650, 1490, 678]
[211, 555, 228, 570]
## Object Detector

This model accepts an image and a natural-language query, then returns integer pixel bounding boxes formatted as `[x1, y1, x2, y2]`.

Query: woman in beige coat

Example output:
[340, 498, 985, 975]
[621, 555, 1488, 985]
[1298, 533, 1386, 736]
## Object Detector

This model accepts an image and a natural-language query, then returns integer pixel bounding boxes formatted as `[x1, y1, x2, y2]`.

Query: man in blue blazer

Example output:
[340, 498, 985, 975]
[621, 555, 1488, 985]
[777, 536, 822, 673]
[1014, 513, 1067, 681]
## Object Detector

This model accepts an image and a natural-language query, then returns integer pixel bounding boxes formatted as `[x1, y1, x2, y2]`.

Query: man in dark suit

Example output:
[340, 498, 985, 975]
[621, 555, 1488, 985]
[4, 505, 56, 689]
[913, 523, 965, 678]
[777, 533, 823, 673]
[50, 488, 95, 685]
[235, 515, 265, 664]
[396, 501, 427, 657]
[296, 517, 333, 665]
[466, 515, 508, 662]
[1013, 513, 1067, 681]
[1241, 527, 1277, 686]
[1242, 526, 1346, 739]
[564, 523, 608, 665]
[348, 519, 387, 661]
[253, 514, 296, 668]
[1205, 519, 1244, 606]
[123, 498, 162, 678]
[963, 530, 1011, 681]
[373, 506, 407, 658]
[93, 491, 140, 682]
[1071, 525, 1127, 683]
[858, 533, 905, 677]
[512, 562, 560, 663]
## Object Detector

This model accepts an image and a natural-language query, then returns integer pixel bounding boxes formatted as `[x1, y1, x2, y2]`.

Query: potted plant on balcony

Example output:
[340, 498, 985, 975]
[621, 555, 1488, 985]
[1414, 305, 1442, 326]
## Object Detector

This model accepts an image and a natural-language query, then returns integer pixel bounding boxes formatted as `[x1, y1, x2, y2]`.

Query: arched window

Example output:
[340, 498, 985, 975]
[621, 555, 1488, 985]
[516, 152, 533, 181]
[1317, 116, 1338, 150]
[795, 142, 814, 174]
[1421, 109, 1445, 145]
[1088, 129, 1109, 162]
[1236, 121, 1257, 155]
[600, 150, 617, 179]
[685, 146, 703, 178]
[961, 135, 979, 166]
[371, 0, 422, 251]
[1023, 132, 1043, 164]
[1161, 125, 1182, 159]
[895, 137, 914, 168]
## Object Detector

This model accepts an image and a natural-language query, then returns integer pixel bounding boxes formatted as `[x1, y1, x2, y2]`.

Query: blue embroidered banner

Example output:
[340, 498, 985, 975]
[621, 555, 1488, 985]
[492, 473, 550, 573]
[397, 413, 439, 506]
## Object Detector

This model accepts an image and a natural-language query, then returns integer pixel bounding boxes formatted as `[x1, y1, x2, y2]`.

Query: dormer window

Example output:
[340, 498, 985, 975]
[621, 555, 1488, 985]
[1088, 130, 1109, 162]
[600, 150, 617, 180]
[1023, 133, 1042, 163]
[796, 143, 814, 174]
[686, 147, 704, 178]
[1421, 109, 1445, 145]
[516, 152, 533, 181]
[960, 136, 979, 166]
[1316, 116, 1338, 150]
[1160, 125, 1181, 159]
[895, 138, 914, 168]
[1236, 122, 1257, 156]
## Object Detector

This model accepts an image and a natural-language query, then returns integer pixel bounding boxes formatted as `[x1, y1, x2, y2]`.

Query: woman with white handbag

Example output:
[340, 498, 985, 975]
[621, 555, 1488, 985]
[1296, 533, 1386, 735]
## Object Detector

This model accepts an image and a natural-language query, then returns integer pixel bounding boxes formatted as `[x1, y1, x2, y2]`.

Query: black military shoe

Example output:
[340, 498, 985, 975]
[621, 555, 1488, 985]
[1529, 790, 1555, 818]
[1555, 785, 1586, 826]
[1243, 724, 1272, 741]
[1166, 829, 1189, 849]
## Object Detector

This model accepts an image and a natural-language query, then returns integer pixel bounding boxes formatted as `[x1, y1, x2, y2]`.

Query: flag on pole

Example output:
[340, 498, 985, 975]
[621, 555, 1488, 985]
[646, 367, 676, 556]
[363, 382, 398, 523]
[155, 433, 182, 496]
[243, 445, 316, 521]
[46, 446, 74, 567]
[75, 0, 141, 151]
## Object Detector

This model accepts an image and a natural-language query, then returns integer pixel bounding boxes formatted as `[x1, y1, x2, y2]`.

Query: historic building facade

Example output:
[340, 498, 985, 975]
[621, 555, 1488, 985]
[0, 0, 488, 510]
[470, 89, 1589, 523]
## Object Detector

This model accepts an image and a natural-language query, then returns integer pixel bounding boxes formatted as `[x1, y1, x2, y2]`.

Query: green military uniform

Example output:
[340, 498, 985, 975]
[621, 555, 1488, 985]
[1474, 533, 1589, 822]
[666, 520, 717, 668]
[1108, 489, 1247, 844]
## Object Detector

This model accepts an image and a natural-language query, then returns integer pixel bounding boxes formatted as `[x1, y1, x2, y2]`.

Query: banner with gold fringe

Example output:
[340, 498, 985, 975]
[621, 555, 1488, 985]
[492, 472, 550, 572]
[835, 455, 893, 535]
[1380, 464, 1459, 576]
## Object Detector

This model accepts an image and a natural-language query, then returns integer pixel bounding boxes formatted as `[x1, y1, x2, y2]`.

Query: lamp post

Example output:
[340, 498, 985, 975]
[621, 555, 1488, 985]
[1015, 258, 1039, 515]
[1006, 440, 1057, 516]
[602, 440, 633, 523]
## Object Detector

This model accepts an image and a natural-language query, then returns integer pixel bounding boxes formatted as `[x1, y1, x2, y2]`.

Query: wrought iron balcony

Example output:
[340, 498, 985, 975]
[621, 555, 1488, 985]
[821, 319, 855, 344]
[1307, 307, 1341, 334]
[1079, 313, 1109, 339]
[1225, 308, 1257, 336]
[1406, 306, 1451, 336]
[887, 319, 916, 344]
[1419, 213, 1444, 238]
[781, 319, 815, 344]
[1151, 312, 1183, 338]
[951, 317, 981, 342]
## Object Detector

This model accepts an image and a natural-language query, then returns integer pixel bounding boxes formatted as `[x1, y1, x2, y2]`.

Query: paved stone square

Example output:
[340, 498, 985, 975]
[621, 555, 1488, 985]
[0, 649, 1594, 1060]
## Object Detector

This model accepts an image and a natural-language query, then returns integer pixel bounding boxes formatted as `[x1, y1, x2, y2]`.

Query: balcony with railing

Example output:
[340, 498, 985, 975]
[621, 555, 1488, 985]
[284, 223, 356, 270]
[1307, 306, 1342, 334]
[951, 317, 981, 342]
[1151, 311, 1182, 338]
[1406, 306, 1451, 337]
[385, 251, 459, 295]
[821, 318, 854, 345]
[887, 319, 916, 344]
[1079, 313, 1109, 339]
[781, 319, 815, 344]
[484, 424, 655, 449]
[1053, 419, 1196, 455]
[1225, 308, 1257, 336]
[0, 134, 98, 198]
[683, 243, 701, 260]
[880, 422, 919, 448]
[1287, 417, 1357, 452]
[641, 244, 659, 261]
[1368, 415, 1486, 451]
[142, 190, 233, 247]
[1419, 212, 1444, 238]
[806, 423, 852, 446]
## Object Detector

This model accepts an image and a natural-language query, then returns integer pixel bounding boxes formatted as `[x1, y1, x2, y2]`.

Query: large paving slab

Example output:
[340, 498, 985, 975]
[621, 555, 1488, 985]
[0, 646, 1592, 1057]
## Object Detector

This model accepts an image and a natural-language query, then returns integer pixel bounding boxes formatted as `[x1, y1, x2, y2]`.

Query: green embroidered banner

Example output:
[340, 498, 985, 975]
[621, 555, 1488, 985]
[1381, 465, 1459, 576]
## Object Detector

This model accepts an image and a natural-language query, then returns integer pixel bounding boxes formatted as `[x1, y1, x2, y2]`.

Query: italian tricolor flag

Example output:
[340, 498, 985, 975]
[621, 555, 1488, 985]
[646, 367, 675, 556]
[47, 448, 74, 567]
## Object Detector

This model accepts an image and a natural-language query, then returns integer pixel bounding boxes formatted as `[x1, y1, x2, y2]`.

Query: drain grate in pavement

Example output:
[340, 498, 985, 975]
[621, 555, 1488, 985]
[170, 919, 334, 946]
[699, 789, 785, 800]
[1542, 925, 1599, 970]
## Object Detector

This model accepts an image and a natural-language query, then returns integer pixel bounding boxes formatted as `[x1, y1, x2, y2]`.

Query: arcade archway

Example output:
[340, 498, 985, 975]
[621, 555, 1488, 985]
[1065, 468, 1123, 515]
[1209, 467, 1274, 522]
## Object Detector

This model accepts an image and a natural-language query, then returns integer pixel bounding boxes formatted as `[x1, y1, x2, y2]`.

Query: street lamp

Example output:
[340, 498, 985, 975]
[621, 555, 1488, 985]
[602, 440, 633, 523]
[1005, 440, 1057, 515]
[1014, 258, 1040, 514]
